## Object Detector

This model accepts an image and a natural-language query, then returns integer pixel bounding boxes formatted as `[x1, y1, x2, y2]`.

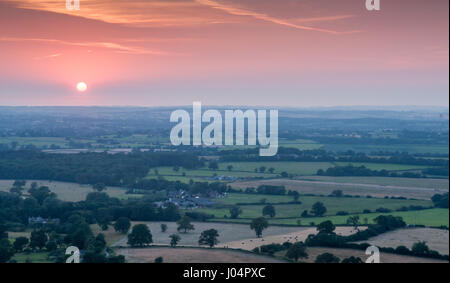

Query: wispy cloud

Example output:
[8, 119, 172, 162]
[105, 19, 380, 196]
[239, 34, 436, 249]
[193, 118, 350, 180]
[0, 37, 167, 55]
[195, 0, 359, 34]
[4, 0, 235, 27]
[4, 0, 358, 33]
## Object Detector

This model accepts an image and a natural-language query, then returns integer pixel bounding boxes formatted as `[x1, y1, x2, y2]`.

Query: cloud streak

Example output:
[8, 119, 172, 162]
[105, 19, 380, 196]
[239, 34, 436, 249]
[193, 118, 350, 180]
[5, 0, 358, 33]
[0, 37, 167, 55]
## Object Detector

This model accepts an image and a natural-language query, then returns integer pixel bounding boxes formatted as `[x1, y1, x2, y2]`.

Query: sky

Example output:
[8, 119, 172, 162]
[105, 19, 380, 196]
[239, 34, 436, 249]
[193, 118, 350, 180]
[0, 0, 448, 107]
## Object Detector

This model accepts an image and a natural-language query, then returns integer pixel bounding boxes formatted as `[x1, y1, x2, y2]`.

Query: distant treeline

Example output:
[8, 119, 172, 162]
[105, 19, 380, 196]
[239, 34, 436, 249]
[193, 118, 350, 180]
[132, 178, 228, 196]
[0, 151, 203, 187]
[219, 148, 448, 167]
[317, 165, 425, 178]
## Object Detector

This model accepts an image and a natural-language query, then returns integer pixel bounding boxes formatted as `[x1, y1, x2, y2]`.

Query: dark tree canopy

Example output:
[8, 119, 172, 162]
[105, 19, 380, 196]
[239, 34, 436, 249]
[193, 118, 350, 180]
[127, 224, 153, 247]
[250, 217, 269, 238]
[198, 229, 219, 248]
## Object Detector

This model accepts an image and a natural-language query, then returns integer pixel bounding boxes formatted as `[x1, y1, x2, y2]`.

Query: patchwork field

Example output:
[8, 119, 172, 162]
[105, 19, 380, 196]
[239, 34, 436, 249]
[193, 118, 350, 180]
[231, 178, 448, 200]
[197, 193, 432, 219]
[276, 247, 448, 263]
[117, 247, 286, 263]
[354, 228, 449, 255]
[114, 222, 309, 247]
[0, 180, 135, 202]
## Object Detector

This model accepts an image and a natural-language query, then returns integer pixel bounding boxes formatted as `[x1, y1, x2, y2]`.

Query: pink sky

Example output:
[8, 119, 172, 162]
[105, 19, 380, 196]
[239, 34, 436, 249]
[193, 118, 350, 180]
[0, 0, 448, 106]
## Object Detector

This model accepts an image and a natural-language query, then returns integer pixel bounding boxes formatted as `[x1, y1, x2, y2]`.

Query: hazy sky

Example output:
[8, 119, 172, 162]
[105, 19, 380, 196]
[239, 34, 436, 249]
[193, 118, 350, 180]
[0, 0, 448, 107]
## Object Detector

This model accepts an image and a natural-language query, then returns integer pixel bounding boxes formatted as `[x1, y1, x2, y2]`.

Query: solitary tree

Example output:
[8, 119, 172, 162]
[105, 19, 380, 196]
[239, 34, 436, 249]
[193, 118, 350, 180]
[127, 224, 153, 247]
[229, 206, 243, 219]
[161, 224, 168, 233]
[311, 202, 327, 217]
[92, 183, 106, 192]
[208, 161, 219, 171]
[114, 217, 131, 234]
[346, 216, 360, 231]
[227, 165, 233, 172]
[177, 216, 195, 233]
[286, 242, 308, 262]
[169, 234, 181, 247]
[291, 191, 300, 202]
[262, 205, 276, 218]
[268, 168, 275, 174]
[259, 166, 266, 173]
[250, 217, 269, 238]
[198, 229, 219, 248]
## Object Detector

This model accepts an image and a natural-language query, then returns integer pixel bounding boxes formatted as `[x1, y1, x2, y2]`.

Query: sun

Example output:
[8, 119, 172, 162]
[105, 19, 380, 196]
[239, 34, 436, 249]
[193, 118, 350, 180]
[76, 82, 87, 92]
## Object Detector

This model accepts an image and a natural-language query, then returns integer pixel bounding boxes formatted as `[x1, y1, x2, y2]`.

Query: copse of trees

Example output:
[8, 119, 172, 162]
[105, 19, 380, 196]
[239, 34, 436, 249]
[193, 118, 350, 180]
[262, 205, 276, 218]
[229, 206, 243, 219]
[311, 202, 327, 217]
[114, 217, 131, 234]
[431, 193, 449, 208]
[0, 151, 203, 187]
[286, 242, 308, 262]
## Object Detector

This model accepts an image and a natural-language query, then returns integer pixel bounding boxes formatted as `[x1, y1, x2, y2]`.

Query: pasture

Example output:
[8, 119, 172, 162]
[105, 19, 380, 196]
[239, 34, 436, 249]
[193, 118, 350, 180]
[11, 252, 52, 263]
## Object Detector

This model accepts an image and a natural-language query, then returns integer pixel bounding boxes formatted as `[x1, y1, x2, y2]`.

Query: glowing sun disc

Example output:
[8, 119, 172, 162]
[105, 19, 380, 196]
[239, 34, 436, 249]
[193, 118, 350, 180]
[76, 82, 87, 92]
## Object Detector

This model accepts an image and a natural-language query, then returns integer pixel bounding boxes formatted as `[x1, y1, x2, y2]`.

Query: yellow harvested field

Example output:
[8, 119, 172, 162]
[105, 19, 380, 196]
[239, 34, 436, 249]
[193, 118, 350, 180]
[218, 226, 364, 251]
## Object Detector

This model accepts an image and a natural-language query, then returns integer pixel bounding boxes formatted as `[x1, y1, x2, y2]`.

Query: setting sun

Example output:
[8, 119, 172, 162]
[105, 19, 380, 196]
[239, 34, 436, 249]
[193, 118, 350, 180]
[76, 82, 87, 92]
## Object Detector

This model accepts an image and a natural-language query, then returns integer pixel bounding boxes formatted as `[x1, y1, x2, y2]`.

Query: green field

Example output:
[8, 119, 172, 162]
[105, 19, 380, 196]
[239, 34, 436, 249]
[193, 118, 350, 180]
[196, 193, 433, 220]
[268, 208, 449, 227]
[11, 252, 52, 263]
[208, 208, 449, 228]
